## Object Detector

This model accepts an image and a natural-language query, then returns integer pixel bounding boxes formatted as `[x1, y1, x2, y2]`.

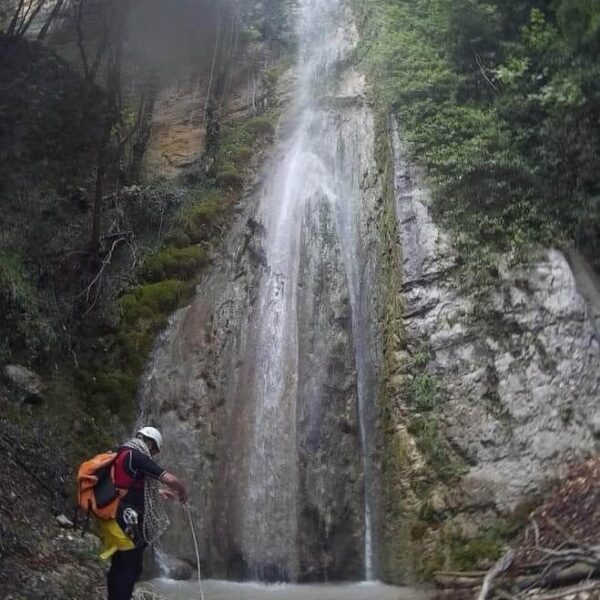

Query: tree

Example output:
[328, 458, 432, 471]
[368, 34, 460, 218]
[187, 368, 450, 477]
[6, 0, 47, 39]
[91, 0, 131, 252]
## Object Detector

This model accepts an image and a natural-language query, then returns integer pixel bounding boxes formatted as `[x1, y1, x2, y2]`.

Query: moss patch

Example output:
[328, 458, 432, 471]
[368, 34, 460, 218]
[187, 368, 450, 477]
[177, 189, 234, 243]
[139, 246, 208, 283]
[214, 114, 277, 189]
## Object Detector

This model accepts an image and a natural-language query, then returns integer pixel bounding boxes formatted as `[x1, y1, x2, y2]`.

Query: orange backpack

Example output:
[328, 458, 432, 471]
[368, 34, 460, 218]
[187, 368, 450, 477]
[76, 451, 127, 521]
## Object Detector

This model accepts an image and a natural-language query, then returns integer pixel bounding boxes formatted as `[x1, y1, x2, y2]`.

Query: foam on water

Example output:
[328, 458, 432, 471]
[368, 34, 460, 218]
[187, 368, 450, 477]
[151, 579, 428, 600]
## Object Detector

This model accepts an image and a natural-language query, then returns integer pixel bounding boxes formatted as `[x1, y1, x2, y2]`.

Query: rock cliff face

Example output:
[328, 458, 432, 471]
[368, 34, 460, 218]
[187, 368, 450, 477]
[380, 125, 600, 582]
[139, 0, 383, 583]
[137, 1, 600, 586]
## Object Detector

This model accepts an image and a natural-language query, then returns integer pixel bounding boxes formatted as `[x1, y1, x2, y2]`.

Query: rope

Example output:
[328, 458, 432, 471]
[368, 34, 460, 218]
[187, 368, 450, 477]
[183, 503, 206, 600]
[122, 438, 170, 544]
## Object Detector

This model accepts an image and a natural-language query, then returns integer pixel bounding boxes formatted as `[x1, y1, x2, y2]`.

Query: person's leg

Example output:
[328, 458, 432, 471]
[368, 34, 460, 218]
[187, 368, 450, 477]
[107, 547, 145, 600]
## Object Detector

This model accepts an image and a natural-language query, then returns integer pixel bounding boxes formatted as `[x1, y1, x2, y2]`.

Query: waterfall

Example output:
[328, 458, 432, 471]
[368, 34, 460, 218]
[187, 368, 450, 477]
[239, 0, 378, 580]
[141, 0, 381, 582]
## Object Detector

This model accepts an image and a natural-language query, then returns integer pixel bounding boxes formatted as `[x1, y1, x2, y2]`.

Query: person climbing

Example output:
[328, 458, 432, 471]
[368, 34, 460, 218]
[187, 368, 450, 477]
[99, 426, 188, 600]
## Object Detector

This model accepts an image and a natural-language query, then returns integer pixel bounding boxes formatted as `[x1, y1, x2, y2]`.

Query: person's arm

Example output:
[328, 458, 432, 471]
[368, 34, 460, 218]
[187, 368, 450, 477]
[159, 472, 188, 503]
[129, 450, 188, 503]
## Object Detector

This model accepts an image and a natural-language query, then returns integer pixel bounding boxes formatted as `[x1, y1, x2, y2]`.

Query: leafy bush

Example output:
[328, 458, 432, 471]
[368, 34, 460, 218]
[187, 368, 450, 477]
[177, 189, 233, 242]
[411, 373, 441, 412]
[356, 0, 600, 279]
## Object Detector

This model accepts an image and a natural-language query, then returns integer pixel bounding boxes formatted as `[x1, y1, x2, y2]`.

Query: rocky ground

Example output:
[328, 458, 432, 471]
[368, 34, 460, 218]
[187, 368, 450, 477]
[512, 457, 600, 567]
[0, 394, 106, 600]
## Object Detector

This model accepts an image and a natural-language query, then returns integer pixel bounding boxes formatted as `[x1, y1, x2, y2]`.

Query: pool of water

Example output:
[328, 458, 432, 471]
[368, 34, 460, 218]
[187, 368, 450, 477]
[148, 579, 431, 600]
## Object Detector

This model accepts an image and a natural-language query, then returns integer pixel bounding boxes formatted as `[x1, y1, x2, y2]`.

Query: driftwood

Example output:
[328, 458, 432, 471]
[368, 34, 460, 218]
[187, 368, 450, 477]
[478, 551, 515, 600]
[435, 518, 600, 600]
[435, 575, 484, 589]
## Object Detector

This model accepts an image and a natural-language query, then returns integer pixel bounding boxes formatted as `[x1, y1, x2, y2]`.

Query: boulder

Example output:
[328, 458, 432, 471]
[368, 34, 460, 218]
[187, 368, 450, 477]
[158, 552, 195, 581]
[4, 365, 44, 403]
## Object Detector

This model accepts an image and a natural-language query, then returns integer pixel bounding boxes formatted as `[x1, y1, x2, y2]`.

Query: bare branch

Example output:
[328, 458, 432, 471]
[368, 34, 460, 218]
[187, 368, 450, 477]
[37, 0, 64, 40]
[477, 550, 514, 600]
[474, 51, 499, 92]
[80, 234, 133, 315]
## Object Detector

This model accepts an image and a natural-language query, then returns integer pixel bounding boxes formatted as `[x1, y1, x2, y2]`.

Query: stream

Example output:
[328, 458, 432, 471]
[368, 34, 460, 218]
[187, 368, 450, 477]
[149, 579, 429, 600]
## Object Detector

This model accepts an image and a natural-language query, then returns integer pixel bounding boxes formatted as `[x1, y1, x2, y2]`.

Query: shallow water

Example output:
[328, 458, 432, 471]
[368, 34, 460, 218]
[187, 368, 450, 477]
[150, 579, 429, 600]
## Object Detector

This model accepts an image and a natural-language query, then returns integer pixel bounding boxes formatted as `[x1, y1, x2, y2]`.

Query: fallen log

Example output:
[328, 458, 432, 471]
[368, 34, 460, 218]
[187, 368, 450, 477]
[513, 562, 599, 592]
[536, 582, 600, 600]
[435, 575, 483, 589]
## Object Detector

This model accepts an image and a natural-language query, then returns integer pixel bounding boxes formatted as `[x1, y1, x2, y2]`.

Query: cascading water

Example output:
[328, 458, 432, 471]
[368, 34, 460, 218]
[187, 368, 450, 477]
[141, 0, 382, 583]
[239, 0, 378, 580]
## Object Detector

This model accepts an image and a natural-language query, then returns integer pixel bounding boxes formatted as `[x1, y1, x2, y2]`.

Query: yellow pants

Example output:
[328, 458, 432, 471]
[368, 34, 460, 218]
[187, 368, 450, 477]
[98, 519, 135, 560]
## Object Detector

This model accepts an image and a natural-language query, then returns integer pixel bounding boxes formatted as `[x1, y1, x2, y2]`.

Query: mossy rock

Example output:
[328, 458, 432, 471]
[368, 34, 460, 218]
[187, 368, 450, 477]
[230, 145, 253, 164]
[178, 190, 231, 242]
[163, 231, 191, 249]
[119, 280, 193, 326]
[244, 116, 275, 137]
[139, 245, 208, 283]
[215, 167, 244, 190]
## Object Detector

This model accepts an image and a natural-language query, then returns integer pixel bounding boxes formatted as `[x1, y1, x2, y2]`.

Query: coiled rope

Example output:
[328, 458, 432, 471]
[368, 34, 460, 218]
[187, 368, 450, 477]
[183, 503, 206, 600]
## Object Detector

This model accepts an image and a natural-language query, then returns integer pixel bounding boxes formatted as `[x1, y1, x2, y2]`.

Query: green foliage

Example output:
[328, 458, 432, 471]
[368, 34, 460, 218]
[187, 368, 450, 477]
[139, 245, 207, 283]
[356, 0, 600, 279]
[215, 167, 245, 190]
[244, 116, 276, 137]
[177, 188, 233, 242]
[119, 280, 193, 326]
[92, 371, 138, 422]
[411, 373, 441, 412]
[449, 531, 504, 570]
[164, 231, 192, 249]
[0, 252, 55, 365]
[408, 416, 467, 483]
[216, 115, 275, 186]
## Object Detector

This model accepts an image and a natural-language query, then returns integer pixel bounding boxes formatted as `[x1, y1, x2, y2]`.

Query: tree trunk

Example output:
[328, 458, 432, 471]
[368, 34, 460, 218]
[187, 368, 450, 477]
[90, 0, 131, 252]
[37, 0, 64, 41]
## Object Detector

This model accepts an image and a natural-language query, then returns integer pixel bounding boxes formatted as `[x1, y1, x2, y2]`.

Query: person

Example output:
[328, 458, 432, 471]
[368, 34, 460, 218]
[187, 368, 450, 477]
[98, 426, 188, 600]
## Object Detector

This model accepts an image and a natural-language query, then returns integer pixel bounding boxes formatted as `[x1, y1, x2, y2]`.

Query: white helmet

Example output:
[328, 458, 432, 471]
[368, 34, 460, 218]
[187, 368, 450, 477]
[137, 426, 163, 451]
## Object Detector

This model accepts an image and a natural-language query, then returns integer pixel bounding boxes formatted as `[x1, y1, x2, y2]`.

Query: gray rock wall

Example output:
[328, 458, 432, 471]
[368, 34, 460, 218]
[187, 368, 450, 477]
[382, 124, 600, 580]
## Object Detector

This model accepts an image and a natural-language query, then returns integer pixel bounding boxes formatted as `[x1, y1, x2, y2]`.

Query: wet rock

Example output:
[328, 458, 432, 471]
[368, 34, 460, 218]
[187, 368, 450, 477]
[159, 553, 195, 580]
[4, 364, 44, 403]
[56, 514, 74, 528]
[138, 1, 381, 584]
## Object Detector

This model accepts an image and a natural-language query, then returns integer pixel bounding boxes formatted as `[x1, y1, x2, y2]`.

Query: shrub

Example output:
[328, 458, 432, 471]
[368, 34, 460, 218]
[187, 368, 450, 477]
[411, 373, 441, 412]
[139, 245, 208, 283]
[178, 190, 232, 242]
[244, 116, 275, 137]
[163, 231, 191, 249]
[215, 168, 244, 190]
[93, 371, 138, 419]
